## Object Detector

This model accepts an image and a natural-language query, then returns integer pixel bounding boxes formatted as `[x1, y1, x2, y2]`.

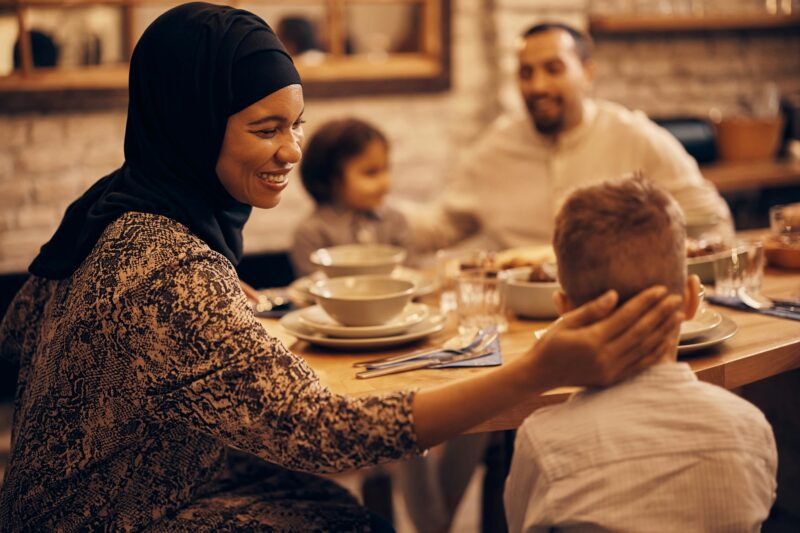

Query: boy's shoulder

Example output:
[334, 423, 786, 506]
[517, 364, 773, 473]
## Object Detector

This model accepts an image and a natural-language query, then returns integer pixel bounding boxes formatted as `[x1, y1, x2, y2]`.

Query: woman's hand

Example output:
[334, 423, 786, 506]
[527, 286, 684, 391]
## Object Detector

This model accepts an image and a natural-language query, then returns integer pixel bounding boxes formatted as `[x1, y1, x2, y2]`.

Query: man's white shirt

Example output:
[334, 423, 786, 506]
[408, 99, 733, 251]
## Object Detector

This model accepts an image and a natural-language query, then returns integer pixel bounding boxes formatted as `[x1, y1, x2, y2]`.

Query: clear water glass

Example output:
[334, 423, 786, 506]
[455, 270, 507, 334]
[770, 203, 800, 245]
[712, 241, 764, 298]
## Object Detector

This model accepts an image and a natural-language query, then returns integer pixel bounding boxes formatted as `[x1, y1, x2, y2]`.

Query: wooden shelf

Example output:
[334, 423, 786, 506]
[589, 13, 800, 33]
[0, 0, 451, 100]
[0, 54, 442, 91]
[0, 65, 128, 92]
[701, 159, 800, 193]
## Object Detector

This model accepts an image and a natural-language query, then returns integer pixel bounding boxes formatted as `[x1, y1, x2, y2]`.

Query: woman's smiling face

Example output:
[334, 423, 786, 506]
[215, 84, 305, 208]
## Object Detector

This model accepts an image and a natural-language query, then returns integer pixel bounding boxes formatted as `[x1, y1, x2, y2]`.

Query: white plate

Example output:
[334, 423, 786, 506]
[534, 314, 737, 356]
[678, 315, 738, 355]
[679, 307, 723, 342]
[297, 303, 429, 338]
[280, 308, 446, 349]
[289, 267, 438, 304]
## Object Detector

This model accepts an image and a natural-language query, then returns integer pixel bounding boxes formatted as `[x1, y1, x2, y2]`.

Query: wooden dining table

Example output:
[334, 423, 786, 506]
[258, 266, 800, 435]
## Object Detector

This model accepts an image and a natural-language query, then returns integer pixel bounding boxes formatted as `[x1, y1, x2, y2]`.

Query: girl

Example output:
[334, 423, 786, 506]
[290, 118, 411, 276]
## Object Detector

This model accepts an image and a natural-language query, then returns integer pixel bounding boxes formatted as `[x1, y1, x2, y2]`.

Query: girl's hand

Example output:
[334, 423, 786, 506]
[527, 286, 684, 391]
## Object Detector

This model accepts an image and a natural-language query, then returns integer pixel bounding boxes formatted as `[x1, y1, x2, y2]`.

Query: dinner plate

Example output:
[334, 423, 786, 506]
[297, 303, 429, 338]
[280, 308, 446, 349]
[535, 314, 737, 356]
[678, 315, 738, 355]
[288, 267, 438, 304]
[679, 307, 723, 342]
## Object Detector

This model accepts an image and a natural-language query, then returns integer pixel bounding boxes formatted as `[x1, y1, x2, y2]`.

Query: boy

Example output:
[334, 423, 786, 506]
[504, 176, 777, 532]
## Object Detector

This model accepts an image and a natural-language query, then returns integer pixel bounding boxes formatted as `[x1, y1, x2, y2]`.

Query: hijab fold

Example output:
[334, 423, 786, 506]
[29, 2, 301, 280]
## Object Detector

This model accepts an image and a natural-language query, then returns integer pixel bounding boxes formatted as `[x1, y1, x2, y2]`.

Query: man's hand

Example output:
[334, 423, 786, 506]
[528, 286, 684, 391]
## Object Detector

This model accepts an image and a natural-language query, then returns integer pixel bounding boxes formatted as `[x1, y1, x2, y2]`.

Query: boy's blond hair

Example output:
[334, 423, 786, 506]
[553, 176, 686, 307]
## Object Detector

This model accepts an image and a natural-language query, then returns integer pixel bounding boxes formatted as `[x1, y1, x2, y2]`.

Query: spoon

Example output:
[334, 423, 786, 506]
[737, 287, 800, 312]
[353, 326, 484, 368]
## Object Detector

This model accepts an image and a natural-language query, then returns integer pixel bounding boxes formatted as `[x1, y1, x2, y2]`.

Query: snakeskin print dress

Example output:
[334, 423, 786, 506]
[0, 212, 420, 531]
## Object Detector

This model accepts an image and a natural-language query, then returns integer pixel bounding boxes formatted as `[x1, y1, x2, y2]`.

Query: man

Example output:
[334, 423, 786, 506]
[408, 22, 733, 251]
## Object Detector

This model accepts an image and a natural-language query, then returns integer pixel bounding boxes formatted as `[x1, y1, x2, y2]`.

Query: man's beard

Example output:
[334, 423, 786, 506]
[526, 96, 565, 135]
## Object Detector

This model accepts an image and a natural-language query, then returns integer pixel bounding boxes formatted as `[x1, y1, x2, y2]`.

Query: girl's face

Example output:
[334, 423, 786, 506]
[215, 84, 305, 209]
[337, 139, 391, 211]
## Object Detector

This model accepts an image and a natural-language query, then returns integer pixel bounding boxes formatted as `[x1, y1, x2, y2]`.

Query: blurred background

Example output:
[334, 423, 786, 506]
[1, 1, 800, 529]
[0, 0, 799, 276]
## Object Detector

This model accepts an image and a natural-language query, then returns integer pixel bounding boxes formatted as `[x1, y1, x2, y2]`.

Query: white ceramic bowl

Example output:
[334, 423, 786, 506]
[309, 244, 407, 278]
[501, 267, 561, 319]
[309, 275, 415, 327]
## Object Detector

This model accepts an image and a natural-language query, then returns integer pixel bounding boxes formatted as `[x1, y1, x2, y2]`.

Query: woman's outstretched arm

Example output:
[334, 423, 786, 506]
[412, 286, 684, 449]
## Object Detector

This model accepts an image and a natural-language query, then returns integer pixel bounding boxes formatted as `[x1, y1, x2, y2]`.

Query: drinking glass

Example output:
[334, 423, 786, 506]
[769, 203, 800, 245]
[712, 240, 764, 298]
[435, 249, 492, 314]
[455, 270, 507, 334]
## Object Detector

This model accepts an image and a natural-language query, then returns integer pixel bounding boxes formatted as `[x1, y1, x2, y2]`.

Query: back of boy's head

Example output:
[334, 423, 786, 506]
[553, 175, 686, 307]
[300, 118, 387, 204]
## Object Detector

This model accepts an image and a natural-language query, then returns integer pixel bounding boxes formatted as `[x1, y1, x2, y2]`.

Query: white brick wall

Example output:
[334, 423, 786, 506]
[1, 0, 799, 273]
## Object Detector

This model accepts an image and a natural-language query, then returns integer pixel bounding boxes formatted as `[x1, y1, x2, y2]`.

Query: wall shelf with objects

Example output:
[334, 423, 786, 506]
[589, 13, 800, 33]
[0, 0, 451, 108]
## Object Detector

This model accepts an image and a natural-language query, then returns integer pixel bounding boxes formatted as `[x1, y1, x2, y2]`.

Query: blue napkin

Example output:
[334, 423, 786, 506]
[707, 295, 800, 321]
[432, 335, 503, 368]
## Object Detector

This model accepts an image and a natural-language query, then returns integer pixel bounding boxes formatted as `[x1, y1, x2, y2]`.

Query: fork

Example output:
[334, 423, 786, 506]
[353, 327, 487, 368]
[355, 331, 499, 379]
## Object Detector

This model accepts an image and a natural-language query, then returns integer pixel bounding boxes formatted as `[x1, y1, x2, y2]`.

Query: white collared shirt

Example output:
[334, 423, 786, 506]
[504, 362, 777, 533]
[408, 99, 733, 252]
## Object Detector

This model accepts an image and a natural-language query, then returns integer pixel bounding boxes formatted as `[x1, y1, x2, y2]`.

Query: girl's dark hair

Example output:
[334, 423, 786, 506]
[300, 118, 388, 204]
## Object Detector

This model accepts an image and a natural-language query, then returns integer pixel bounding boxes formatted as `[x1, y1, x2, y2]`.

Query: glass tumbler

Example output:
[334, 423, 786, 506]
[455, 270, 507, 334]
[712, 240, 764, 298]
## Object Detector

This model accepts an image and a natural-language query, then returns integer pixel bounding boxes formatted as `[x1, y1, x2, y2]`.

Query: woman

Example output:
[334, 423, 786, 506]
[0, 3, 682, 531]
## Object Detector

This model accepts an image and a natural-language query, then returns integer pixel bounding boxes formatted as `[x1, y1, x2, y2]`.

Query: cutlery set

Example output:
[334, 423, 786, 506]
[355, 328, 499, 379]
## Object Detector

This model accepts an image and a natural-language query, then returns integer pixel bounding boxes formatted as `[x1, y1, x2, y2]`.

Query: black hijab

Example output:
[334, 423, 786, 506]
[29, 2, 301, 279]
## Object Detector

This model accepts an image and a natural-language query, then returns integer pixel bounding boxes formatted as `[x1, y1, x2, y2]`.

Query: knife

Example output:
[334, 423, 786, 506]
[355, 346, 496, 379]
[361, 330, 498, 371]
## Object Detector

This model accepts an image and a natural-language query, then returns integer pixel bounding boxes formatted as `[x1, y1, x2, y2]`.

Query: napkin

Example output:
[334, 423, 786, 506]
[432, 335, 503, 368]
[707, 295, 800, 321]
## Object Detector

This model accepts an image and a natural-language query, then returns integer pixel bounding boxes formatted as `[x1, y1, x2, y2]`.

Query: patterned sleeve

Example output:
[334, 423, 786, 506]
[0, 276, 44, 367]
[131, 249, 421, 473]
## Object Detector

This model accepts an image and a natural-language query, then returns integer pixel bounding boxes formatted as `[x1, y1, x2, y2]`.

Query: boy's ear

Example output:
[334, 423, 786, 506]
[553, 290, 572, 316]
[684, 274, 701, 320]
